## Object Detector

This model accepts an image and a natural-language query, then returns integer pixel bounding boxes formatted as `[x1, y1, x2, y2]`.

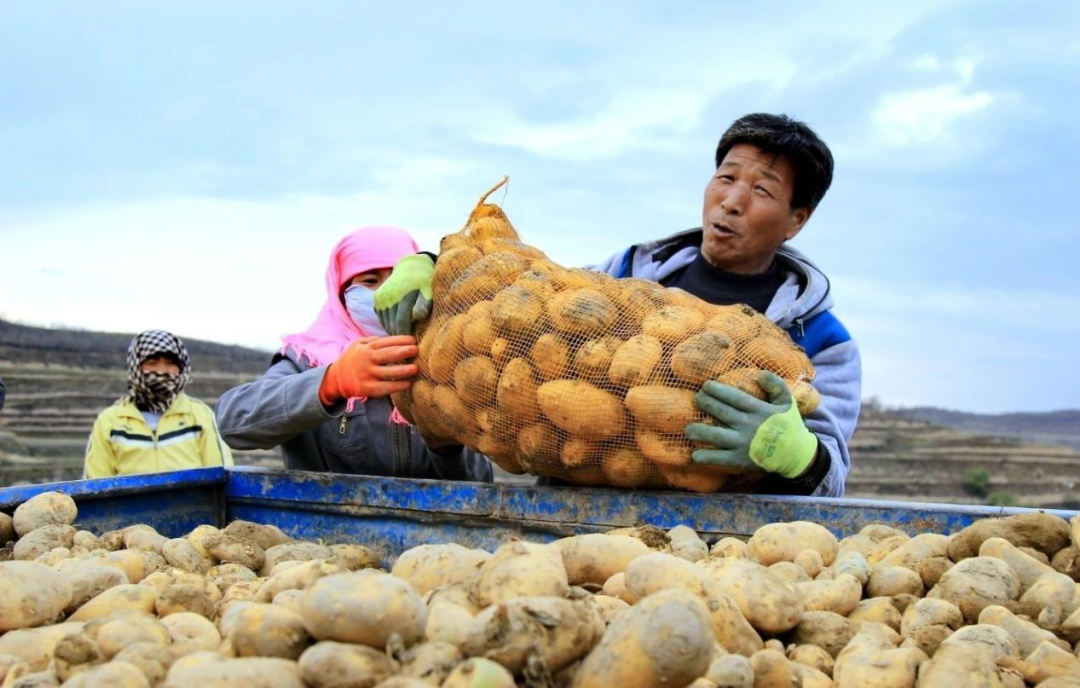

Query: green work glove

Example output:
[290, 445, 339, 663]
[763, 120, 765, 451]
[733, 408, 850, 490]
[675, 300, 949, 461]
[685, 370, 817, 479]
[374, 254, 435, 336]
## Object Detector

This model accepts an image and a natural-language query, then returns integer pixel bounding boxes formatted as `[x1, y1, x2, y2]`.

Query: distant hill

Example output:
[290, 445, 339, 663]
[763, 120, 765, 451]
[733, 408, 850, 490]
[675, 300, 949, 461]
[0, 319, 273, 373]
[3, 320, 1079, 507]
[892, 407, 1080, 452]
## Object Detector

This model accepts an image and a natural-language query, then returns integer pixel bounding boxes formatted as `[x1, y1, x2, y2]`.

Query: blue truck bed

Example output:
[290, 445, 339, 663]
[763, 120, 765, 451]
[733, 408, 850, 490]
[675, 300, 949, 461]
[1, 467, 1076, 565]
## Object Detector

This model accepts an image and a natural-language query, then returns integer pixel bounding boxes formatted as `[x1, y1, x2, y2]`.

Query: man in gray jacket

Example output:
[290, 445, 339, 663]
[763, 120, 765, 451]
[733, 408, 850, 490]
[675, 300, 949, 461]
[590, 113, 860, 497]
[378, 113, 860, 497]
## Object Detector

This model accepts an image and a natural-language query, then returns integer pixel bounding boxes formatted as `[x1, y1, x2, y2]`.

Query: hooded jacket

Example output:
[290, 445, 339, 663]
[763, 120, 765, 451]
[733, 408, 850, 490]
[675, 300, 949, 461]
[215, 349, 493, 481]
[593, 228, 860, 497]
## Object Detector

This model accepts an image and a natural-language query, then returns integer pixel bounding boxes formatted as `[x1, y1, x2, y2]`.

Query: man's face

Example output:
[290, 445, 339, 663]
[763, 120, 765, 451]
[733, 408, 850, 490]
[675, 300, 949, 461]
[701, 143, 811, 274]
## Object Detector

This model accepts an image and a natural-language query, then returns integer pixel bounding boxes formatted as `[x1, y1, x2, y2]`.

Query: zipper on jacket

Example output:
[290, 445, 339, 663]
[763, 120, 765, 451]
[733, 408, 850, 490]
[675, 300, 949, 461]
[339, 416, 348, 436]
[795, 318, 806, 338]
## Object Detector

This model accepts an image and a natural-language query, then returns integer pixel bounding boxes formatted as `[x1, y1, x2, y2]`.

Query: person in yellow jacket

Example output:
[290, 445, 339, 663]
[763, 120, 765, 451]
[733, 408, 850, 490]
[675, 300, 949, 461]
[84, 329, 232, 478]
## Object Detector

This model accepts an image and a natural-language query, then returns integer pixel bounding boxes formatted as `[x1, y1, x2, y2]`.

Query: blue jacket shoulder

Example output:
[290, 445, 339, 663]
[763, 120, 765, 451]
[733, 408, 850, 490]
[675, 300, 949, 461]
[786, 311, 851, 359]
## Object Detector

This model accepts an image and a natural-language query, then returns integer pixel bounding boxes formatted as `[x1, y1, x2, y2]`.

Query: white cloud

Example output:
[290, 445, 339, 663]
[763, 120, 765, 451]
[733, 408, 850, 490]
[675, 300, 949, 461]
[872, 61, 993, 148]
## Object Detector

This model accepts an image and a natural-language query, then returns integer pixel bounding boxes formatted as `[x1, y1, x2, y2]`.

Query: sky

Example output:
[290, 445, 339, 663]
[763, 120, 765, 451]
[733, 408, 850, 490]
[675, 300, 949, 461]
[2, 1, 1078, 413]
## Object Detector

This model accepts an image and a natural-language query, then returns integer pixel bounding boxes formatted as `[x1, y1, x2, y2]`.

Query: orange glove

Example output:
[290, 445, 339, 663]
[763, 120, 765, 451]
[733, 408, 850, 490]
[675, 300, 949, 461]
[318, 336, 420, 406]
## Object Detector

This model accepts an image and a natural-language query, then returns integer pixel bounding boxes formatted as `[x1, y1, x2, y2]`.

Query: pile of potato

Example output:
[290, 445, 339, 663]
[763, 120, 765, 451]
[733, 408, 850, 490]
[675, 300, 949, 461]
[394, 180, 819, 492]
[3, 490, 1080, 687]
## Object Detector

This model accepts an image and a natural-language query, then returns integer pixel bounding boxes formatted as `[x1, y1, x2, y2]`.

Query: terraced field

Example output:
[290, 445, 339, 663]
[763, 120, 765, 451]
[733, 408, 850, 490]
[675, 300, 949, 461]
[3, 319, 1078, 506]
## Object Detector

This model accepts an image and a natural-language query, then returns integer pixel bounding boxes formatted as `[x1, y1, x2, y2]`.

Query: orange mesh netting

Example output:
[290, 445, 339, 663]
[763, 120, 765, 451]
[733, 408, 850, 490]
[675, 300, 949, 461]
[393, 179, 819, 492]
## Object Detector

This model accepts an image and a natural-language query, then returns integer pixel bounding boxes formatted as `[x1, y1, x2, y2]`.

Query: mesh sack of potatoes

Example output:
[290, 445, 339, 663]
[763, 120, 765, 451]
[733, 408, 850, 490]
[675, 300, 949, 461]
[393, 180, 820, 492]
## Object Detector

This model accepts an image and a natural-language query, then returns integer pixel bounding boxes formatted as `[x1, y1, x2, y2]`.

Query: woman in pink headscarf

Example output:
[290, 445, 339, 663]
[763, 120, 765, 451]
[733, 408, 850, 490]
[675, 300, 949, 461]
[216, 226, 492, 482]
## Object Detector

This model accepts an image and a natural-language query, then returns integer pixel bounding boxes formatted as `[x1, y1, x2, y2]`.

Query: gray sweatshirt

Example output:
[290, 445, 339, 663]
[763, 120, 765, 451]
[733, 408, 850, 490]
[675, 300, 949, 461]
[215, 351, 493, 482]
[593, 228, 861, 497]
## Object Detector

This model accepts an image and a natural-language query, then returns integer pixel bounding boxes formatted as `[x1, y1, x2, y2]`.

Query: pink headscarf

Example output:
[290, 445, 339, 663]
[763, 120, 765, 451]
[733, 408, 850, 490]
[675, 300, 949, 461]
[282, 225, 420, 368]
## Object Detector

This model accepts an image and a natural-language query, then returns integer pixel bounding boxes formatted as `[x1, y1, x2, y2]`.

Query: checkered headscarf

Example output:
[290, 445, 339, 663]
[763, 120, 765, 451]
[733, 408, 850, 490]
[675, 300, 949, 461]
[122, 330, 191, 413]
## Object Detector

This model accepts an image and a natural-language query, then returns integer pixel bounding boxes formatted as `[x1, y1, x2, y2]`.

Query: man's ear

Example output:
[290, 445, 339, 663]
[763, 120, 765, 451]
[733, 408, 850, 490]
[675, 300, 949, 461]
[785, 206, 812, 241]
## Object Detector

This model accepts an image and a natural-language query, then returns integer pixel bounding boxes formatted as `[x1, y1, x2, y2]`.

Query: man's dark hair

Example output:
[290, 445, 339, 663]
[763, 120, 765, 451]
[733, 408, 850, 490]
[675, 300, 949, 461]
[715, 113, 834, 211]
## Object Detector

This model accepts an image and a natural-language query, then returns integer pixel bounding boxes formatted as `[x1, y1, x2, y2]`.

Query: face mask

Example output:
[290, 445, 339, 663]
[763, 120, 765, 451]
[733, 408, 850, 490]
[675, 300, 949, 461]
[344, 285, 388, 337]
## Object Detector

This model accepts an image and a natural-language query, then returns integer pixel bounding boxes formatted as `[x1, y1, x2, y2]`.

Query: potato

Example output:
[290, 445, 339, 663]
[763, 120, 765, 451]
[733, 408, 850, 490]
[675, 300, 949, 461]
[979, 605, 1070, 656]
[624, 385, 702, 434]
[795, 574, 862, 616]
[936, 556, 1022, 623]
[424, 600, 474, 647]
[658, 463, 732, 493]
[624, 553, 763, 657]
[789, 611, 858, 658]
[463, 597, 601, 673]
[452, 356, 497, 406]
[559, 437, 595, 468]
[703, 653, 755, 686]
[495, 358, 539, 422]
[423, 314, 466, 384]
[867, 565, 925, 598]
[874, 532, 949, 571]
[749, 648, 833, 688]
[161, 612, 221, 652]
[474, 541, 569, 607]
[769, 561, 811, 583]
[670, 330, 736, 386]
[939, 623, 1020, 660]
[537, 380, 625, 439]
[787, 643, 834, 677]
[391, 544, 491, 595]
[62, 565, 128, 615]
[490, 284, 546, 334]
[432, 246, 483, 294]
[442, 658, 515, 688]
[948, 513, 1072, 561]
[207, 562, 258, 592]
[555, 533, 651, 586]
[641, 306, 705, 343]
[748, 521, 839, 567]
[832, 626, 926, 687]
[397, 641, 461, 685]
[998, 641, 1080, 685]
[489, 337, 510, 364]
[572, 336, 623, 380]
[711, 537, 749, 559]
[222, 520, 292, 552]
[124, 528, 168, 554]
[161, 538, 211, 575]
[513, 269, 558, 301]
[62, 661, 150, 688]
[13, 524, 75, 561]
[300, 571, 426, 648]
[262, 542, 333, 576]
[715, 367, 767, 400]
[162, 652, 304, 688]
[447, 252, 530, 304]
[52, 631, 104, 682]
[1014, 571, 1077, 627]
[791, 380, 821, 416]
[980, 536, 1056, 593]
[549, 289, 618, 335]
[460, 301, 498, 355]
[529, 333, 571, 381]
[12, 491, 77, 537]
[600, 448, 651, 488]
[0, 513, 14, 545]
[156, 576, 220, 618]
[296, 641, 394, 688]
[113, 643, 181, 684]
[203, 532, 265, 572]
[516, 423, 558, 468]
[95, 613, 171, 658]
[571, 588, 715, 688]
[228, 604, 311, 660]
[0, 562, 71, 631]
[0, 622, 83, 671]
[608, 334, 663, 388]
[70, 584, 157, 621]
[848, 597, 903, 632]
[634, 430, 693, 465]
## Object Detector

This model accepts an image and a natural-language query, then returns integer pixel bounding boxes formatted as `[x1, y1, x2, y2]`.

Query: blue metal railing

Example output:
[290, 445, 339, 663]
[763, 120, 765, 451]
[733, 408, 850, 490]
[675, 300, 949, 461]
[2, 467, 1076, 563]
